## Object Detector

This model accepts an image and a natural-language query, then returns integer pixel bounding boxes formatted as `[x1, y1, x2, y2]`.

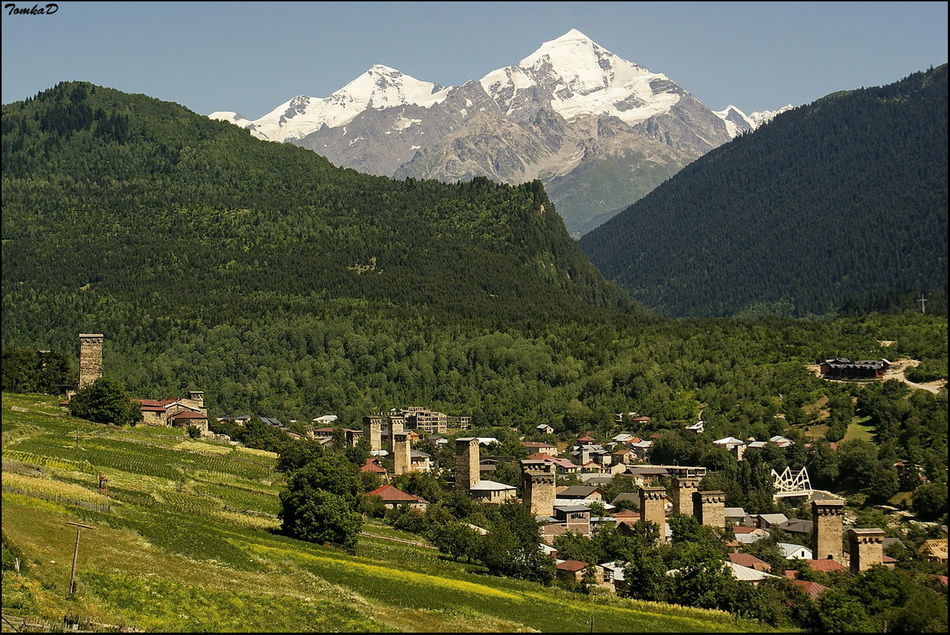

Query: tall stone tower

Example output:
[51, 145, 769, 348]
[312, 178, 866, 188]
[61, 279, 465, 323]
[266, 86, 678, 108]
[692, 490, 726, 530]
[387, 415, 405, 454]
[639, 486, 667, 542]
[848, 528, 885, 573]
[812, 499, 845, 562]
[392, 431, 411, 476]
[672, 477, 700, 516]
[78, 333, 104, 389]
[455, 437, 480, 493]
[363, 416, 382, 452]
[521, 460, 556, 517]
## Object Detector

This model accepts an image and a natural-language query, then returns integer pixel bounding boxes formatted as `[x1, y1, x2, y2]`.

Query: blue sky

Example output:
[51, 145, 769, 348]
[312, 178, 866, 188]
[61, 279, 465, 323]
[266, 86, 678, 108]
[2, 2, 947, 118]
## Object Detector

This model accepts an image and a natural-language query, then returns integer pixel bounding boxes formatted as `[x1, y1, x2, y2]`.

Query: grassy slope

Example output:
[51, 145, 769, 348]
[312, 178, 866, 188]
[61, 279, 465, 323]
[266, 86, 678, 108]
[1, 393, 778, 633]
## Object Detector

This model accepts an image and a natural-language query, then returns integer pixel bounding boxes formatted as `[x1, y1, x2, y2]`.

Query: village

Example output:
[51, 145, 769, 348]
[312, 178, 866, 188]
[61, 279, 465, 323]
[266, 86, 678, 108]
[63, 333, 949, 600]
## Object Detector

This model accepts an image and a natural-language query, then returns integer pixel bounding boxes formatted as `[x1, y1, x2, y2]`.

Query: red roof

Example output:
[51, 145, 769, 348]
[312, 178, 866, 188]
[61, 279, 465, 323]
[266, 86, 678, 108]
[360, 459, 387, 474]
[613, 509, 640, 518]
[526, 452, 551, 461]
[576, 435, 596, 442]
[806, 559, 847, 573]
[792, 580, 829, 599]
[732, 526, 758, 534]
[728, 552, 772, 572]
[556, 559, 589, 572]
[366, 484, 425, 503]
[785, 570, 799, 579]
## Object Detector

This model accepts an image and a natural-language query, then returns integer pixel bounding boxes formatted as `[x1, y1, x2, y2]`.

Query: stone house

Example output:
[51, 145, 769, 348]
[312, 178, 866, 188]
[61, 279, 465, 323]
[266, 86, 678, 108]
[365, 484, 428, 510]
[520, 441, 558, 456]
[139, 391, 209, 435]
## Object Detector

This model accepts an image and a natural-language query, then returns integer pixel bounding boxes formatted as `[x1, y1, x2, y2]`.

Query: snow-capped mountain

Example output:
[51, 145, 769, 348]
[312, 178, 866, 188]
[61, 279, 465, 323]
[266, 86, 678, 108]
[210, 65, 449, 143]
[714, 104, 794, 137]
[211, 30, 787, 236]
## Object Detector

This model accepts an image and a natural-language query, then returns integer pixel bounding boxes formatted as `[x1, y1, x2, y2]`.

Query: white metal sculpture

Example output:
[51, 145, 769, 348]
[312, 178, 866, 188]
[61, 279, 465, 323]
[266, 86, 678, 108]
[771, 466, 812, 494]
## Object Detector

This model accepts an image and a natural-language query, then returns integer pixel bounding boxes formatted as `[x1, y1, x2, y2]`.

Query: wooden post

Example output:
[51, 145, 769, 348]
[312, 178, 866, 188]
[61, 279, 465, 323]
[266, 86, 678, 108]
[66, 521, 93, 595]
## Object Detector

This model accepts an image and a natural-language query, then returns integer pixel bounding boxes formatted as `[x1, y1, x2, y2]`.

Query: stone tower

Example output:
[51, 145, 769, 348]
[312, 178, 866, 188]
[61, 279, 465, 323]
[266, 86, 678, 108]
[812, 499, 845, 562]
[386, 415, 405, 454]
[692, 490, 726, 530]
[187, 390, 206, 414]
[392, 431, 411, 476]
[363, 416, 382, 452]
[848, 528, 885, 573]
[521, 460, 556, 517]
[639, 486, 667, 542]
[455, 437, 480, 493]
[672, 477, 700, 516]
[78, 333, 104, 389]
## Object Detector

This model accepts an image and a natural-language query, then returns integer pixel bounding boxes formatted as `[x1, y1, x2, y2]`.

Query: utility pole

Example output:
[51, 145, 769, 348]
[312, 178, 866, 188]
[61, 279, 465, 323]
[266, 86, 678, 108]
[918, 294, 928, 314]
[66, 521, 93, 595]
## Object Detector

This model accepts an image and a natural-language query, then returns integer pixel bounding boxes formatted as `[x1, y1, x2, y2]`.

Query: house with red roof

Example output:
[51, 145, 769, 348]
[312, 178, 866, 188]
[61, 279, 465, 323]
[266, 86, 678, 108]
[365, 484, 427, 510]
[804, 559, 848, 573]
[791, 579, 829, 599]
[138, 390, 208, 435]
[555, 559, 596, 585]
[360, 458, 388, 479]
[728, 552, 772, 573]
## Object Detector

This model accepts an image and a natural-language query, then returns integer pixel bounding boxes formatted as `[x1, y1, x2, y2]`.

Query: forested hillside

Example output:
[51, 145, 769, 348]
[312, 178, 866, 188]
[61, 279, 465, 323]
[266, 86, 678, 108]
[579, 65, 948, 318]
[1, 81, 636, 326]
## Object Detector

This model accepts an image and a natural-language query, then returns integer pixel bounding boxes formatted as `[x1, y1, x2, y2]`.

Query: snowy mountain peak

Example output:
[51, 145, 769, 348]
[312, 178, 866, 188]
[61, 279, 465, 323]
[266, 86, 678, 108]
[337, 65, 448, 111]
[238, 66, 450, 142]
[480, 29, 678, 124]
[714, 104, 795, 138]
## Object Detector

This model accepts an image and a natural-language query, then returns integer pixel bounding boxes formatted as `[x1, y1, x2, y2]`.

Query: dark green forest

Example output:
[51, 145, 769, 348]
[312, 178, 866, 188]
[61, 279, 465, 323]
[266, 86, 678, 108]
[579, 65, 948, 318]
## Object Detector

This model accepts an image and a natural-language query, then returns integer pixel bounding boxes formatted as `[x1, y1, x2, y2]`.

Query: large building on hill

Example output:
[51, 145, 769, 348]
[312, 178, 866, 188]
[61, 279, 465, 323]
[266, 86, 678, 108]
[382, 406, 471, 433]
[819, 358, 890, 380]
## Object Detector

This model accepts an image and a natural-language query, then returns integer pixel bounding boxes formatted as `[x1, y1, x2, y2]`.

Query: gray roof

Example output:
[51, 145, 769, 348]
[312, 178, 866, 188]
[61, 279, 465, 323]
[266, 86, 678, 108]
[778, 519, 813, 534]
[554, 505, 591, 514]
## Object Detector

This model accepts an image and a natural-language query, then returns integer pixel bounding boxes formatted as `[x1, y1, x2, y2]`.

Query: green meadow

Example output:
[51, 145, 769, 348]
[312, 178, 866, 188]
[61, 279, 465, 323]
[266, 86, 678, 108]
[2, 393, 779, 632]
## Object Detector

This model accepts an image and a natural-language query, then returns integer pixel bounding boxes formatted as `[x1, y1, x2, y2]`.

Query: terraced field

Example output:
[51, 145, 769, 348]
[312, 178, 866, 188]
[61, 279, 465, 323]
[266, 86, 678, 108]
[2, 393, 778, 632]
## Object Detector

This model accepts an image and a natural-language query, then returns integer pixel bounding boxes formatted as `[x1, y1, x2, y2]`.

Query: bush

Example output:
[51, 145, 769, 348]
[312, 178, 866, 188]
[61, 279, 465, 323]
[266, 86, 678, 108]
[278, 454, 363, 549]
[68, 377, 142, 426]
